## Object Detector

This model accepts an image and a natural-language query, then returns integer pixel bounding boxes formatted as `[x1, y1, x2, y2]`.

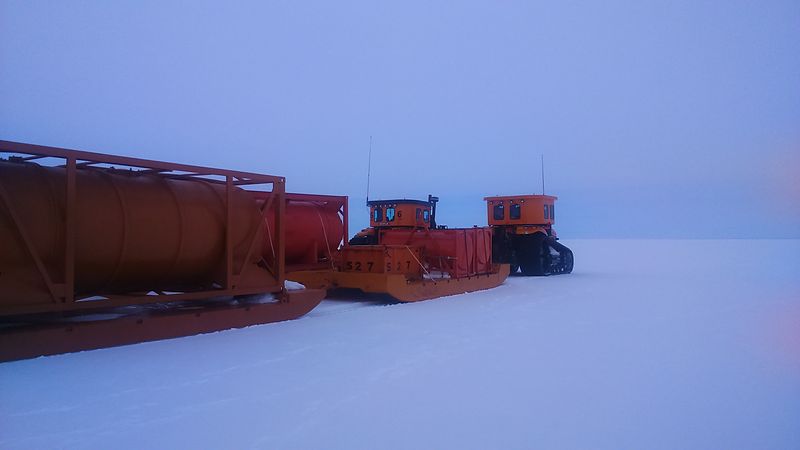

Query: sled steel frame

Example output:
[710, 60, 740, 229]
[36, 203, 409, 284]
[0, 140, 287, 316]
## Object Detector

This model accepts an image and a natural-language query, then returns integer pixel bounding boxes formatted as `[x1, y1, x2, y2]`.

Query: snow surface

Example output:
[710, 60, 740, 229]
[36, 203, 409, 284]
[1, 240, 799, 449]
[285, 280, 305, 291]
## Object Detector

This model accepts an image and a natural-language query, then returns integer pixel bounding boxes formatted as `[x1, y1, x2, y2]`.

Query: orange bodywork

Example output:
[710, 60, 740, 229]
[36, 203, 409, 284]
[253, 192, 348, 273]
[484, 194, 573, 276]
[369, 199, 432, 228]
[290, 264, 510, 302]
[378, 228, 494, 278]
[338, 245, 424, 278]
[485, 194, 557, 229]
[289, 230, 508, 302]
[290, 197, 509, 302]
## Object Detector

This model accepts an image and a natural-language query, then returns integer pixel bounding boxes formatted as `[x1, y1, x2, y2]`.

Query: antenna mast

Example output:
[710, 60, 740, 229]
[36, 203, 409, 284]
[541, 154, 545, 195]
[366, 136, 373, 206]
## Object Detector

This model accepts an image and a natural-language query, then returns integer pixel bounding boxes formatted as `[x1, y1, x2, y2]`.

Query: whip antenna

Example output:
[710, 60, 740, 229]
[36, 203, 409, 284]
[541, 154, 545, 195]
[366, 135, 373, 206]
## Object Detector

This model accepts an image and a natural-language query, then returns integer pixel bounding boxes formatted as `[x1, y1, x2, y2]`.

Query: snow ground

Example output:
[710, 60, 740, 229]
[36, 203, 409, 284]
[1, 240, 799, 450]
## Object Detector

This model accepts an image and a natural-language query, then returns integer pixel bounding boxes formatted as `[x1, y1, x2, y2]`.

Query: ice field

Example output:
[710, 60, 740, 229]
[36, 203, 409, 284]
[1, 239, 799, 449]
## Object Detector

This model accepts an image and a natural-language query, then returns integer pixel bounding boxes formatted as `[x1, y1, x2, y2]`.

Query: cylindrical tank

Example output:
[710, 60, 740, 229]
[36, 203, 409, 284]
[262, 200, 343, 267]
[0, 159, 264, 311]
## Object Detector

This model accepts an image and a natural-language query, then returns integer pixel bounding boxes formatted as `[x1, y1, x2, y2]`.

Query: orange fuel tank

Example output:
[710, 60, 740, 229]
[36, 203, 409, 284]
[256, 193, 346, 270]
[0, 159, 266, 313]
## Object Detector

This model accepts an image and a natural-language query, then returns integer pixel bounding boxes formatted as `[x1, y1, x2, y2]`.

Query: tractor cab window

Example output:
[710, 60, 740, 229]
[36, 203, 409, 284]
[550, 204, 554, 220]
[423, 210, 430, 222]
[416, 208, 422, 222]
[373, 206, 383, 222]
[543, 204, 549, 219]
[493, 203, 505, 220]
[386, 207, 396, 222]
[510, 203, 521, 220]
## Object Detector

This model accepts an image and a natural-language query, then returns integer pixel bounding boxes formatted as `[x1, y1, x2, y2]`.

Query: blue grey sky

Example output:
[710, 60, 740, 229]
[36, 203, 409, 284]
[1, 1, 798, 238]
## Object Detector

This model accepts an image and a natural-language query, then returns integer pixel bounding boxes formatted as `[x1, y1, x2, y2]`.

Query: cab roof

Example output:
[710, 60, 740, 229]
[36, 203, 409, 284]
[367, 199, 431, 206]
[484, 194, 558, 201]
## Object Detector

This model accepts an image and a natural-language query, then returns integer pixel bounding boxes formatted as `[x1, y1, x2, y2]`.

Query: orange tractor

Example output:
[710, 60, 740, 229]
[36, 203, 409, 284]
[290, 195, 510, 301]
[485, 195, 574, 276]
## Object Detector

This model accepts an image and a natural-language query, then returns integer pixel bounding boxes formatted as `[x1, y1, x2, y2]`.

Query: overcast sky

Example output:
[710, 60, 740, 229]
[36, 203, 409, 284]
[1, 0, 798, 238]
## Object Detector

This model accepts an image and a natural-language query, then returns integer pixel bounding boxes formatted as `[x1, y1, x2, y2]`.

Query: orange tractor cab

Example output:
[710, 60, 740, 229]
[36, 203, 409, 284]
[485, 194, 574, 276]
[349, 195, 438, 244]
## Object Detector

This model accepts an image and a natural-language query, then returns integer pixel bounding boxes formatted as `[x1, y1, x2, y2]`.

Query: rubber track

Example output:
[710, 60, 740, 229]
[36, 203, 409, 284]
[545, 238, 574, 275]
